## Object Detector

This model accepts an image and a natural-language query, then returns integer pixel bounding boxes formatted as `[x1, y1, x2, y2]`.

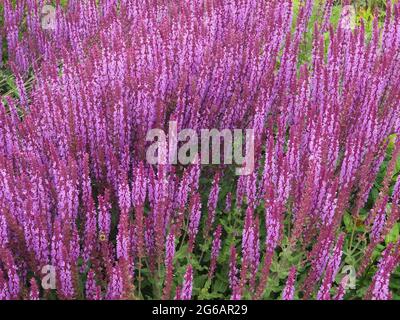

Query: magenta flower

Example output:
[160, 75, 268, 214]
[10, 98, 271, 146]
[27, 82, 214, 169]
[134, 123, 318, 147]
[282, 267, 297, 300]
[208, 225, 223, 281]
[0, 0, 399, 301]
[180, 265, 193, 300]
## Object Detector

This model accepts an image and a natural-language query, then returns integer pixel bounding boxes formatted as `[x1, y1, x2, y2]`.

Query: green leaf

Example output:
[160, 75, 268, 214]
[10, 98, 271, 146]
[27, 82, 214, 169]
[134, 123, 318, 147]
[385, 223, 399, 245]
[395, 155, 400, 176]
[213, 278, 228, 293]
[343, 212, 353, 232]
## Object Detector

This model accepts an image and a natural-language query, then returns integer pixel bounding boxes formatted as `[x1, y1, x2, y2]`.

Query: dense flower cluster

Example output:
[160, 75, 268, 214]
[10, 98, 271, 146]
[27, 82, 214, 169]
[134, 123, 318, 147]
[0, 0, 399, 300]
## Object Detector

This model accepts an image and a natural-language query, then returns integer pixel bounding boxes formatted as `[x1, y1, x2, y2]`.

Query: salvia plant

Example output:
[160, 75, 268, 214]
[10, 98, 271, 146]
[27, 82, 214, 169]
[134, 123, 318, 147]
[0, 0, 399, 300]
